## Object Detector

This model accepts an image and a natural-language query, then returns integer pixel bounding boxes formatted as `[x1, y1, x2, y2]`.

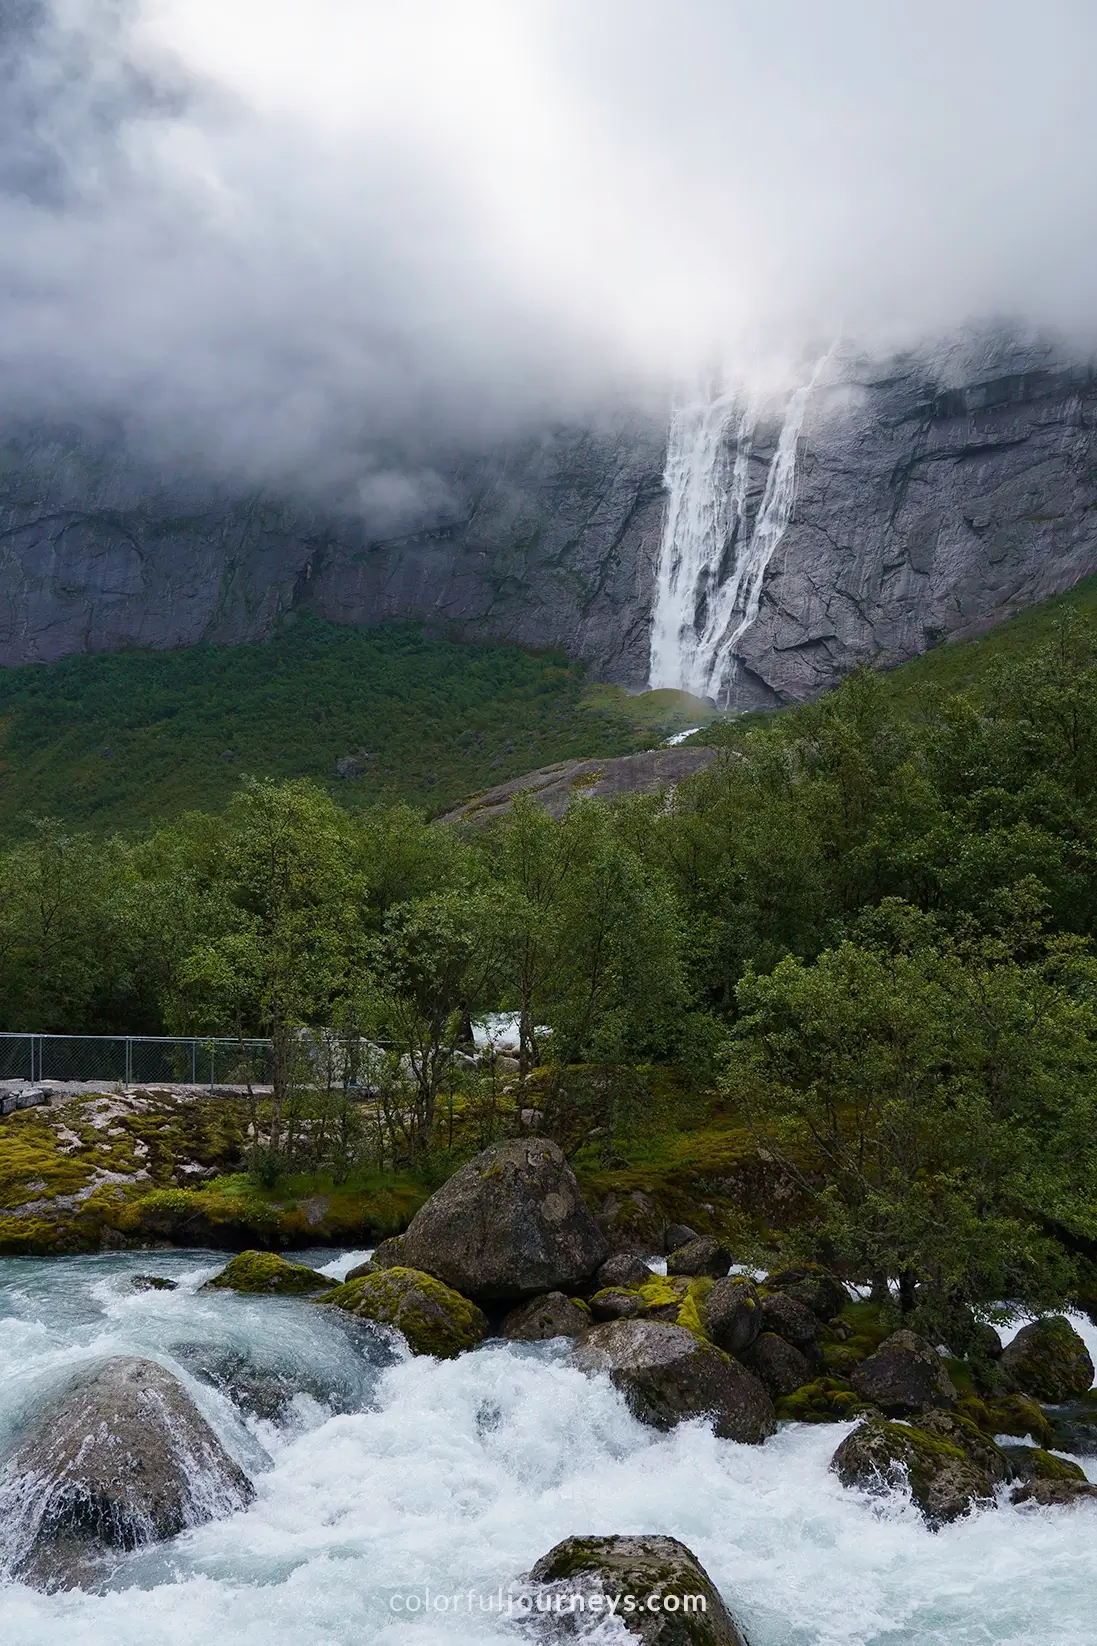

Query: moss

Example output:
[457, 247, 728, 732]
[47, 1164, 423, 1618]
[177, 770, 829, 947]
[206, 1249, 329, 1294]
[959, 1392, 1055, 1447]
[776, 1377, 873, 1423]
[1028, 1448, 1087, 1482]
[318, 1266, 488, 1358]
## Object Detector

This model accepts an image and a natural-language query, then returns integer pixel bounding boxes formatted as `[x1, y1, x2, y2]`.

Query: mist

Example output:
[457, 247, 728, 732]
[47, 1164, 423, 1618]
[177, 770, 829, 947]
[2, 0, 1096, 509]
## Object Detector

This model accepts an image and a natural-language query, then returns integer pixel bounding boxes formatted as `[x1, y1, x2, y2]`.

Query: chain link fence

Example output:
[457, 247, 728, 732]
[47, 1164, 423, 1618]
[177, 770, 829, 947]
[0, 1033, 274, 1089]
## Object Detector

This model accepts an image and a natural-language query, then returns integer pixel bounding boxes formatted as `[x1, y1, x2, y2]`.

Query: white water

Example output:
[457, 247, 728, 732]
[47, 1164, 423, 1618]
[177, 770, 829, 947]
[2, 1252, 1096, 1646]
[648, 357, 829, 705]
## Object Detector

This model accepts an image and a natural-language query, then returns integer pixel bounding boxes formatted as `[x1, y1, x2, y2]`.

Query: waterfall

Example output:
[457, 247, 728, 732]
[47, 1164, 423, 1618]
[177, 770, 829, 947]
[648, 354, 829, 705]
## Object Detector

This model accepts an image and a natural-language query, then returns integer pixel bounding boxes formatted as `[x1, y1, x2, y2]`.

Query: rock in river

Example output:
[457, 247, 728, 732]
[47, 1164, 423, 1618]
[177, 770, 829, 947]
[575, 1319, 775, 1444]
[1000, 1316, 1095, 1404]
[0, 1356, 253, 1590]
[319, 1266, 488, 1358]
[396, 1137, 608, 1303]
[528, 1533, 748, 1644]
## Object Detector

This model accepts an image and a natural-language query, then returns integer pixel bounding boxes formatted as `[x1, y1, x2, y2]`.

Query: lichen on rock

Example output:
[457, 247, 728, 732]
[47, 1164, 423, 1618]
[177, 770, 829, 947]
[318, 1265, 488, 1358]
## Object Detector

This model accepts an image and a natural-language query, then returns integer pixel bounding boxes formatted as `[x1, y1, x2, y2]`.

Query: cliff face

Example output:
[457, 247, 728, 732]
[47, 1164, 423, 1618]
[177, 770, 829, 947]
[727, 354, 1097, 708]
[1, 344, 1096, 702]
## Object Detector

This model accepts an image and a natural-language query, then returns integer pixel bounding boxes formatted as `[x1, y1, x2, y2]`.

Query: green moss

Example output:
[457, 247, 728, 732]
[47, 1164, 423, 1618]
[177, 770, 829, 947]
[318, 1266, 488, 1358]
[956, 1392, 1055, 1447]
[776, 1377, 873, 1423]
[206, 1249, 329, 1294]
[1028, 1448, 1087, 1482]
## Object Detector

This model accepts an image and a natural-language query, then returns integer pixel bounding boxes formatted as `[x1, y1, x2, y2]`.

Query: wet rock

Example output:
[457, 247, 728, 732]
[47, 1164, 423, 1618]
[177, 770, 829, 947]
[702, 1276, 762, 1355]
[759, 1290, 819, 1350]
[1000, 1316, 1095, 1403]
[204, 1250, 329, 1295]
[1045, 1395, 1097, 1457]
[575, 1319, 776, 1444]
[663, 1223, 700, 1254]
[740, 1332, 814, 1400]
[666, 1237, 731, 1279]
[397, 1138, 608, 1303]
[762, 1265, 848, 1321]
[0, 1356, 253, 1590]
[1000, 1444, 1087, 1484]
[595, 1252, 654, 1290]
[171, 1341, 372, 1423]
[831, 1413, 995, 1527]
[850, 1330, 957, 1415]
[775, 1377, 873, 1423]
[1010, 1478, 1097, 1507]
[912, 1410, 1010, 1486]
[318, 1266, 488, 1358]
[130, 1274, 177, 1292]
[528, 1533, 748, 1644]
[500, 1292, 591, 1341]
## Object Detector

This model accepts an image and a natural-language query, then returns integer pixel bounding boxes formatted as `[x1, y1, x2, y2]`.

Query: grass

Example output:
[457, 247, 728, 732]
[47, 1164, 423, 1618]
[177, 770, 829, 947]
[0, 614, 659, 837]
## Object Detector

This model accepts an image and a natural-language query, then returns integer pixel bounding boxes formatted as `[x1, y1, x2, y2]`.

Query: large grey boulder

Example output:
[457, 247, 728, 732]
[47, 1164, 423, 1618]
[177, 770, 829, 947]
[850, 1330, 957, 1416]
[0, 1357, 254, 1590]
[528, 1533, 748, 1644]
[666, 1237, 732, 1279]
[575, 1319, 776, 1444]
[702, 1277, 762, 1355]
[740, 1332, 813, 1400]
[397, 1138, 608, 1304]
[501, 1292, 592, 1341]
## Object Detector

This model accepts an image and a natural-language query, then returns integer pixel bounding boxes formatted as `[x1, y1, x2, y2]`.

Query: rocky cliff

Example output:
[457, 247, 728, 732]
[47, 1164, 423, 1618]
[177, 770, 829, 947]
[1, 339, 1095, 704]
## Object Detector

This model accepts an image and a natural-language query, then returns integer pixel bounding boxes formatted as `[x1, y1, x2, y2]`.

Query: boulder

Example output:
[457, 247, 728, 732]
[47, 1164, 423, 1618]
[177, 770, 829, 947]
[759, 1290, 819, 1350]
[204, 1250, 329, 1295]
[1010, 1478, 1097, 1507]
[1000, 1317, 1095, 1403]
[1000, 1445, 1087, 1485]
[528, 1533, 748, 1645]
[762, 1265, 848, 1321]
[702, 1277, 763, 1355]
[500, 1292, 591, 1341]
[663, 1222, 700, 1254]
[850, 1330, 957, 1415]
[343, 1259, 379, 1283]
[775, 1377, 873, 1423]
[741, 1332, 814, 1400]
[318, 1266, 487, 1358]
[397, 1138, 608, 1303]
[370, 1234, 407, 1267]
[130, 1274, 177, 1292]
[589, 1286, 646, 1322]
[595, 1252, 654, 1290]
[597, 1191, 666, 1256]
[0, 1357, 254, 1590]
[575, 1319, 776, 1444]
[666, 1237, 732, 1279]
[912, 1410, 1010, 1486]
[831, 1414, 995, 1526]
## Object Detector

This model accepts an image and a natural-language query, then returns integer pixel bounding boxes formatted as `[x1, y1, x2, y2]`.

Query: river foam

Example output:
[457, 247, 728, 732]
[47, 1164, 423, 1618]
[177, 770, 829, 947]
[1, 1251, 1095, 1645]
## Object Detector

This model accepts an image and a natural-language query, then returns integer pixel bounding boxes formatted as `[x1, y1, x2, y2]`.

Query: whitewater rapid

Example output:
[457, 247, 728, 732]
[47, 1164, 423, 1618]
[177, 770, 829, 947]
[2, 1251, 1096, 1646]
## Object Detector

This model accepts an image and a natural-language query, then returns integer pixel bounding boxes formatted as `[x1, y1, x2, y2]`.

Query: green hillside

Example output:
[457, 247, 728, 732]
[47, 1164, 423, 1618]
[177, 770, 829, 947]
[0, 615, 657, 837]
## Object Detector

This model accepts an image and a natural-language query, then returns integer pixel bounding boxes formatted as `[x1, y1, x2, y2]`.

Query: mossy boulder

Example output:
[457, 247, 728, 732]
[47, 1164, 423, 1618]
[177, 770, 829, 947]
[318, 1266, 488, 1358]
[575, 1319, 776, 1444]
[590, 1286, 646, 1322]
[205, 1250, 329, 1295]
[850, 1330, 957, 1415]
[759, 1290, 820, 1351]
[957, 1391, 1054, 1447]
[775, 1376, 873, 1423]
[1000, 1317, 1094, 1403]
[762, 1265, 848, 1321]
[831, 1414, 997, 1526]
[396, 1138, 608, 1303]
[666, 1236, 732, 1279]
[1002, 1445, 1087, 1484]
[528, 1533, 748, 1645]
[702, 1276, 762, 1355]
[501, 1291, 591, 1341]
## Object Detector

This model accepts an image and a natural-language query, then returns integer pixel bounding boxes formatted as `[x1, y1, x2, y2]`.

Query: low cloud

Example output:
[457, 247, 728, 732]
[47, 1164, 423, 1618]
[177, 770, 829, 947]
[2, 0, 1095, 516]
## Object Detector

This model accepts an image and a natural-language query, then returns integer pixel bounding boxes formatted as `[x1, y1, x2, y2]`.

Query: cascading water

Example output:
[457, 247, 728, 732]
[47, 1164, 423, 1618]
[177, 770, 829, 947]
[2, 1250, 1096, 1645]
[648, 355, 829, 706]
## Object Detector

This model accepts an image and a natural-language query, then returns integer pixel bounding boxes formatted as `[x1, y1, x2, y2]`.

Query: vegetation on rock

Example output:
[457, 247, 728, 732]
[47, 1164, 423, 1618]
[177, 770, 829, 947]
[317, 1265, 488, 1358]
[205, 1250, 329, 1294]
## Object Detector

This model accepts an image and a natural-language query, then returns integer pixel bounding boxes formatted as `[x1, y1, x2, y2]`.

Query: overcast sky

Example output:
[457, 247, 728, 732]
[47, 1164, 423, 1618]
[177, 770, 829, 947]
[2, 0, 1095, 497]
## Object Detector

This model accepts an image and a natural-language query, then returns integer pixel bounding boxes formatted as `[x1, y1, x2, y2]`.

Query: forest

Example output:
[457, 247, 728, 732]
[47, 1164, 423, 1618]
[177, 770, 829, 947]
[3, 614, 1097, 1344]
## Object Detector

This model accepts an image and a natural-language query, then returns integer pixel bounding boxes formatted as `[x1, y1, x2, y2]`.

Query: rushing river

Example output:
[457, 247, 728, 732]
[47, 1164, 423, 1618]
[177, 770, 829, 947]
[1, 1251, 1095, 1646]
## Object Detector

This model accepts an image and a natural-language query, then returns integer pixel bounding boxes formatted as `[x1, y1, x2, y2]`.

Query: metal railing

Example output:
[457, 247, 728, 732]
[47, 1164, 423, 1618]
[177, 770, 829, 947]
[0, 1033, 273, 1090]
